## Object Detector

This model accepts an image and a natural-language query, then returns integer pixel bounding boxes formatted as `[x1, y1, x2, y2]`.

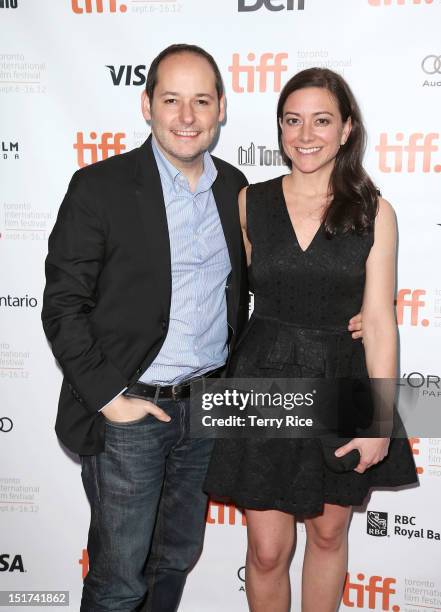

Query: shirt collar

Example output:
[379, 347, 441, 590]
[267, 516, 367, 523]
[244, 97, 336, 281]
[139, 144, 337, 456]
[151, 135, 217, 197]
[151, 135, 180, 187]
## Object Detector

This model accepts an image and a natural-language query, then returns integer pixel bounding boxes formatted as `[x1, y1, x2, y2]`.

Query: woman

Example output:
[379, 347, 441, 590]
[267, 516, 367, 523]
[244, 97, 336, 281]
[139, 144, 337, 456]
[204, 68, 418, 612]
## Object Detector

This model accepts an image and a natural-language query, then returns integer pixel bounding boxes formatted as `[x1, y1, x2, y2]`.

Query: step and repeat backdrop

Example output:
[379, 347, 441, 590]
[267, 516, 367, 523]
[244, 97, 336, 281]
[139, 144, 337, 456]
[1, 0, 440, 610]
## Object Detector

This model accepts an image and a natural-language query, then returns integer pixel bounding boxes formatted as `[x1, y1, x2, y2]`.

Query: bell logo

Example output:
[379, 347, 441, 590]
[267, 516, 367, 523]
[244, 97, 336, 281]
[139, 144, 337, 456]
[229, 53, 288, 93]
[0, 554, 25, 572]
[206, 501, 246, 526]
[71, 0, 127, 13]
[376, 132, 440, 173]
[79, 548, 89, 579]
[238, 0, 304, 10]
[369, 0, 433, 5]
[74, 132, 126, 168]
[343, 573, 399, 610]
[395, 289, 429, 327]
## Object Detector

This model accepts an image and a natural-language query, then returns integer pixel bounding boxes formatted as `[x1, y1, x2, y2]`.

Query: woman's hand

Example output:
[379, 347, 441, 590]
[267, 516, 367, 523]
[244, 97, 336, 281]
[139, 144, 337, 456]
[335, 438, 390, 474]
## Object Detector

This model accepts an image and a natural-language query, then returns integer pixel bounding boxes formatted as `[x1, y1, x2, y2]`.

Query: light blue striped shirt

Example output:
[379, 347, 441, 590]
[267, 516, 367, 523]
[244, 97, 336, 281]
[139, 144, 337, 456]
[139, 137, 231, 385]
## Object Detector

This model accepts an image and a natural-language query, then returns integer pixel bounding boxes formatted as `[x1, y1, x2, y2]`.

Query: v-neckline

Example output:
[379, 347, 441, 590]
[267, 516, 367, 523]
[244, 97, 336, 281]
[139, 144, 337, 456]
[279, 175, 324, 254]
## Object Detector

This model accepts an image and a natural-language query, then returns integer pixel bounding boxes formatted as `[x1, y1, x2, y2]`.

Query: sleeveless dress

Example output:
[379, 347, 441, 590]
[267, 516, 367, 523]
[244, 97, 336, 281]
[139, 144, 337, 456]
[204, 176, 418, 516]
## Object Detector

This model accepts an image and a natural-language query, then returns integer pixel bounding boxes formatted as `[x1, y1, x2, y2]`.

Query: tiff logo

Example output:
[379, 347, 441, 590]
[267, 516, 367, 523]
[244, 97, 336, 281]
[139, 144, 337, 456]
[206, 501, 246, 526]
[0, 0, 18, 7]
[107, 65, 147, 86]
[79, 549, 89, 579]
[229, 53, 288, 93]
[238, 142, 284, 166]
[238, 0, 305, 10]
[376, 133, 440, 173]
[342, 573, 399, 610]
[369, 0, 433, 5]
[74, 132, 126, 168]
[72, 0, 127, 13]
[396, 289, 429, 327]
[409, 437, 424, 474]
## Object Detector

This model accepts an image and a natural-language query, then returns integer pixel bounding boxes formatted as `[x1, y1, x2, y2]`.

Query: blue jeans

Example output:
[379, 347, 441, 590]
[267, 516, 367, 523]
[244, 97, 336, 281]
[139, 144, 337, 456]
[80, 398, 213, 612]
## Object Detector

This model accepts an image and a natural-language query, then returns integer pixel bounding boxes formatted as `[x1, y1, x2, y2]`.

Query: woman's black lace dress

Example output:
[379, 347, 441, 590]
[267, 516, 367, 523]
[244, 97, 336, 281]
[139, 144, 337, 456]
[204, 176, 418, 516]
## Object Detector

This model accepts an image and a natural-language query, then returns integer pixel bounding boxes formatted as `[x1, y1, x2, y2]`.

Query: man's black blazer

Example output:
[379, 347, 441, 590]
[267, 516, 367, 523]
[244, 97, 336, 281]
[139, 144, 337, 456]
[42, 136, 249, 455]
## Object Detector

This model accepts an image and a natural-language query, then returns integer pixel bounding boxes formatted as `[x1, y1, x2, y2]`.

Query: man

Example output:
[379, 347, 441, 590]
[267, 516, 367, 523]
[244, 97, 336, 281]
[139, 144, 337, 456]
[42, 44, 361, 611]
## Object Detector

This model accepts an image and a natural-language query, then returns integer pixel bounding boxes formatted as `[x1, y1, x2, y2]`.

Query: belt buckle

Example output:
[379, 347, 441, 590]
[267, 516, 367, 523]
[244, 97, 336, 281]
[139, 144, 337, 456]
[171, 384, 179, 400]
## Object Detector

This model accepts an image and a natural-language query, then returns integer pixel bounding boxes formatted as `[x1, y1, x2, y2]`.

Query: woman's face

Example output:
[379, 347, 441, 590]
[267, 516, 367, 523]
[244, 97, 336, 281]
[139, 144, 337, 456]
[279, 86, 352, 176]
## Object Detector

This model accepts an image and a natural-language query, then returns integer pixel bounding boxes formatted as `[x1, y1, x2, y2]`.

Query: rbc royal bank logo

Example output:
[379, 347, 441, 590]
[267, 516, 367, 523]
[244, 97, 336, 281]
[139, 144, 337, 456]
[367, 511, 388, 537]
[74, 132, 126, 167]
[238, 0, 304, 10]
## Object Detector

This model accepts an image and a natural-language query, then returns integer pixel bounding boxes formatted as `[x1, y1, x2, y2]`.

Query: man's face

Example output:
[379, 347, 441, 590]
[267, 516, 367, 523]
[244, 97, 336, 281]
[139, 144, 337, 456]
[142, 52, 225, 167]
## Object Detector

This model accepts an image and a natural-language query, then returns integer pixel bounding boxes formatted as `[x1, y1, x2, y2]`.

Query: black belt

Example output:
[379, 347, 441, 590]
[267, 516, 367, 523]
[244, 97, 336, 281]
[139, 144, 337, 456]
[124, 367, 224, 401]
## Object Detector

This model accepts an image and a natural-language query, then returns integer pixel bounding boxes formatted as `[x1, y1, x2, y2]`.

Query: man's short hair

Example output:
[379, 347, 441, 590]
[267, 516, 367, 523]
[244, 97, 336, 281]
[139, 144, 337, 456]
[145, 44, 224, 101]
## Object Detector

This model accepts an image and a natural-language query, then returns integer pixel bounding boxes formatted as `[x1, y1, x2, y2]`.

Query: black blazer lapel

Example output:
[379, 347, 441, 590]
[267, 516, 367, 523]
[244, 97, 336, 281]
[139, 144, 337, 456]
[134, 136, 172, 315]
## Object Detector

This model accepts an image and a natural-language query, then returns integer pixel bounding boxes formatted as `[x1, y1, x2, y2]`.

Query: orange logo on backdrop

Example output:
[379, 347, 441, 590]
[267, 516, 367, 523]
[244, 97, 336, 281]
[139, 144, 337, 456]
[71, 0, 127, 12]
[206, 501, 247, 526]
[369, 0, 433, 5]
[74, 132, 126, 168]
[343, 573, 400, 611]
[79, 549, 89, 579]
[376, 133, 440, 173]
[409, 437, 424, 475]
[395, 289, 429, 327]
[228, 53, 288, 93]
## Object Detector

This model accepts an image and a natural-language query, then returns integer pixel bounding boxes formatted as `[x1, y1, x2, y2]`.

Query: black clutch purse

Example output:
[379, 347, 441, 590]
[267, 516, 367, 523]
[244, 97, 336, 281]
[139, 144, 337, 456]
[320, 437, 360, 473]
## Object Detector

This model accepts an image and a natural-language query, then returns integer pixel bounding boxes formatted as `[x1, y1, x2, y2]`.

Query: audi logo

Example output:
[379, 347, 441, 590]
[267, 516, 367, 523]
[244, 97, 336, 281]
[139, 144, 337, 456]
[422, 55, 441, 75]
[0, 417, 13, 433]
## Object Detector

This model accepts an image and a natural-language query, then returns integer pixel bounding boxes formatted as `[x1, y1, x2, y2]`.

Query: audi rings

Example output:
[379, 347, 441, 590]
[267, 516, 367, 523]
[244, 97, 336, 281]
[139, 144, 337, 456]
[0, 417, 13, 432]
[422, 55, 441, 75]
